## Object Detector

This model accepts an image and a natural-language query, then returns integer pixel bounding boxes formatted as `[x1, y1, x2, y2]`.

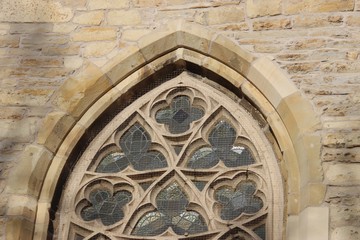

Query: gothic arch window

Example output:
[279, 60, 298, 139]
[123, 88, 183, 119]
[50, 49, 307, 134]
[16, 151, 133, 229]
[56, 71, 283, 240]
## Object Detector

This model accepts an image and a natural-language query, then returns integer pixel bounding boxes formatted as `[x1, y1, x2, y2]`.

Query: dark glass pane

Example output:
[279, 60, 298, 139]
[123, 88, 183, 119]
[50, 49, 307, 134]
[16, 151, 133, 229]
[187, 121, 255, 169]
[120, 124, 151, 155]
[192, 181, 207, 191]
[81, 189, 132, 226]
[254, 224, 266, 240]
[132, 182, 207, 236]
[96, 152, 128, 173]
[209, 121, 236, 148]
[215, 181, 263, 220]
[156, 96, 204, 134]
[96, 124, 168, 172]
[74, 234, 84, 240]
[140, 182, 153, 191]
[187, 147, 218, 169]
[173, 145, 183, 155]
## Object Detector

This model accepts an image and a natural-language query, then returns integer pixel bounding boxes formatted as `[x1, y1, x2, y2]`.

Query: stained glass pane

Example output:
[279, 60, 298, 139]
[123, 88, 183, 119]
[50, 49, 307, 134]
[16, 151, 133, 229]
[132, 182, 207, 236]
[187, 121, 255, 169]
[192, 181, 207, 191]
[96, 152, 128, 173]
[96, 124, 167, 172]
[156, 96, 204, 134]
[254, 224, 266, 240]
[81, 189, 132, 226]
[215, 181, 263, 220]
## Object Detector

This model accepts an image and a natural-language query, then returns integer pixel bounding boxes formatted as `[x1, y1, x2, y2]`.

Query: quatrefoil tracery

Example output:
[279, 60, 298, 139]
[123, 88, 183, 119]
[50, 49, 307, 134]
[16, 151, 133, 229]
[72, 83, 270, 239]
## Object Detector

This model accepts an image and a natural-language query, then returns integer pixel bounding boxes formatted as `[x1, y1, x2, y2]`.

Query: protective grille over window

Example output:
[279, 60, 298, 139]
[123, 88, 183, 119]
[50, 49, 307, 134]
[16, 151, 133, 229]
[57, 71, 279, 240]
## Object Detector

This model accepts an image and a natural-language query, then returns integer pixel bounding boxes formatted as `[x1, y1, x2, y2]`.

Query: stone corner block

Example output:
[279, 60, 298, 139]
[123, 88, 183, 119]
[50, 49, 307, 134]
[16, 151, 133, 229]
[6, 216, 35, 240]
[276, 92, 321, 141]
[53, 61, 112, 119]
[247, 57, 298, 108]
[37, 111, 76, 153]
[210, 34, 254, 74]
[102, 45, 146, 85]
[6, 145, 53, 198]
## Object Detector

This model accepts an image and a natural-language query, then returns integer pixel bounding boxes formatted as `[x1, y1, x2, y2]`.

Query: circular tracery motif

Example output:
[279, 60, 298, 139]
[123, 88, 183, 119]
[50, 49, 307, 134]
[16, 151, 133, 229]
[58, 72, 279, 240]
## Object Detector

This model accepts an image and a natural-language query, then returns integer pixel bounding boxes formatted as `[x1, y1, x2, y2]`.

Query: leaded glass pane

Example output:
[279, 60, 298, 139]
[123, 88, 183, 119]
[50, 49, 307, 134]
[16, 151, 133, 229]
[215, 181, 263, 220]
[156, 96, 204, 134]
[96, 124, 167, 172]
[254, 224, 266, 240]
[132, 182, 207, 236]
[81, 189, 132, 226]
[187, 121, 255, 169]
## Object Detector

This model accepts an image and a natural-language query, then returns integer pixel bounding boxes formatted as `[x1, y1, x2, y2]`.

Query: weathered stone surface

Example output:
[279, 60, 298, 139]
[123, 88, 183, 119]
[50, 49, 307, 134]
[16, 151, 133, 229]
[246, 0, 281, 18]
[107, 9, 142, 25]
[88, 0, 129, 10]
[0, 88, 54, 106]
[83, 41, 117, 57]
[202, 6, 245, 25]
[0, 35, 19, 48]
[73, 11, 104, 25]
[323, 131, 360, 148]
[253, 18, 292, 31]
[122, 29, 151, 41]
[294, 15, 344, 28]
[0, 118, 39, 142]
[71, 27, 117, 41]
[284, 0, 355, 14]
[332, 226, 360, 240]
[324, 163, 360, 185]
[0, 0, 73, 22]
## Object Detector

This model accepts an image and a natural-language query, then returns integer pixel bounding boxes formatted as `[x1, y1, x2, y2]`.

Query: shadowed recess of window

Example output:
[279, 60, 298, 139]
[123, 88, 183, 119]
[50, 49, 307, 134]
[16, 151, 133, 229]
[96, 124, 167, 172]
[132, 182, 208, 236]
[81, 189, 132, 226]
[215, 180, 263, 220]
[187, 121, 255, 169]
[156, 96, 204, 134]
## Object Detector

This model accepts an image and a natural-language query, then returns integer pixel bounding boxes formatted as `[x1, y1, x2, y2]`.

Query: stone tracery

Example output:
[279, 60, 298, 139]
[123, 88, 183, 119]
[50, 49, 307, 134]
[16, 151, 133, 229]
[57, 72, 278, 239]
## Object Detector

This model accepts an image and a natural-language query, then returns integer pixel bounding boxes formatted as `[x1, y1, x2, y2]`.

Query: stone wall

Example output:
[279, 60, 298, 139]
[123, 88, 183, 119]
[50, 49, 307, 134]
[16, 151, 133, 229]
[0, 0, 359, 239]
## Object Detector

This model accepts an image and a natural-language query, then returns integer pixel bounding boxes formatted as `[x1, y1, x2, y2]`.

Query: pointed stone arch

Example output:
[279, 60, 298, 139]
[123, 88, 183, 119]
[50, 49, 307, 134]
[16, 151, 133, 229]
[5, 20, 327, 240]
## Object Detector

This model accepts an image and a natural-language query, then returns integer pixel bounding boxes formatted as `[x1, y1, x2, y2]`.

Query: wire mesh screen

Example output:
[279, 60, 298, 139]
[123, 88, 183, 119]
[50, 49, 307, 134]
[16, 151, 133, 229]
[59, 68, 273, 240]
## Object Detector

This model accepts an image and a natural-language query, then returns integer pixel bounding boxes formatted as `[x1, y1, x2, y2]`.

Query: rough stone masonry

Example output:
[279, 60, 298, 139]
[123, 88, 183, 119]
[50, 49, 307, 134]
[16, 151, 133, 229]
[0, 0, 359, 239]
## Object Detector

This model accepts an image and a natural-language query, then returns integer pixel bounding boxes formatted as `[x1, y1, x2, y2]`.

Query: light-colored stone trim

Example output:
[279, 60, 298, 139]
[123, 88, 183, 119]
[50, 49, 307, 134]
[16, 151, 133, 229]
[5, 20, 325, 240]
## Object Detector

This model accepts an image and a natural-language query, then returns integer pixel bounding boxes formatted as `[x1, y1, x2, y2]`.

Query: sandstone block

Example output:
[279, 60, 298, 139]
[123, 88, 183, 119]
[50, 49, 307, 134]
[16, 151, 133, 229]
[205, 6, 245, 25]
[133, 0, 163, 7]
[73, 11, 104, 25]
[323, 131, 360, 148]
[52, 23, 77, 33]
[64, 56, 83, 69]
[293, 15, 344, 28]
[332, 226, 360, 240]
[0, 118, 39, 142]
[37, 112, 75, 153]
[7, 195, 37, 221]
[246, 0, 281, 18]
[0, 0, 73, 22]
[122, 29, 151, 41]
[253, 18, 292, 31]
[83, 41, 117, 57]
[88, 0, 129, 10]
[0, 35, 19, 48]
[324, 163, 360, 185]
[71, 27, 117, 41]
[6, 145, 53, 197]
[21, 35, 69, 47]
[54, 62, 112, 118]
[284, 0, 354, 14]
[42, 44, 81, 56]
[107, 9, 142, 25]
[0, 88, 54, 106]
[347, 14, 360, 26]
[20, 57, 63, 68]
[9, 23, 53, 34]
